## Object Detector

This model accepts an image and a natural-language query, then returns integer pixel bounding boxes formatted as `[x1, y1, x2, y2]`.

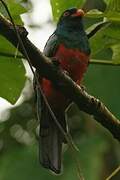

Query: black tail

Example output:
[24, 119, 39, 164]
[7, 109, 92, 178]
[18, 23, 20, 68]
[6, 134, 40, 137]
[39, 112, 63, 174]
[34, 74, 67, 174]
[39, 98, 67, 174]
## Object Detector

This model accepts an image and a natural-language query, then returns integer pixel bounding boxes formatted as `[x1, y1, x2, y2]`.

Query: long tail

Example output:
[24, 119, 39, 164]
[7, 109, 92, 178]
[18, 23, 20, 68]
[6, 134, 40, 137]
[39, 110, 63, 174]
[34, 79, 66, 174]
[34, 71, 67, 173]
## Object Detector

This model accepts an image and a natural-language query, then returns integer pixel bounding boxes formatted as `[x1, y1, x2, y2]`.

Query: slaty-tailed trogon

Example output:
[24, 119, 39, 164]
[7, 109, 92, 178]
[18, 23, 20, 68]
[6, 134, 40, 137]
[35, 8, 91, 174]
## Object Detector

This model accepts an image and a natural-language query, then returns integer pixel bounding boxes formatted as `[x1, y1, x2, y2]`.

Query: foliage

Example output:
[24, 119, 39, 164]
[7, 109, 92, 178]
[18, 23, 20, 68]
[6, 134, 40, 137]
[0, 0, 27, 103]
[0, 36, 26, 103]
[0, 0, 26, 24]
[50, 0, 85, 21]
[0, 0, 120, 180]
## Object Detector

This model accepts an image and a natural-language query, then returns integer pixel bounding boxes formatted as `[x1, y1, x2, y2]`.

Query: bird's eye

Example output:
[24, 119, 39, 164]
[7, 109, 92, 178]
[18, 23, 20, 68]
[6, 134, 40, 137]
[63, 11, 70, 16]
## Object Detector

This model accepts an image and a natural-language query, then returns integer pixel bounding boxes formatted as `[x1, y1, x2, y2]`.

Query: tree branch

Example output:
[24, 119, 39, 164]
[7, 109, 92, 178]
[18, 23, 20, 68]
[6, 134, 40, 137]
[0, 14, 120, 142]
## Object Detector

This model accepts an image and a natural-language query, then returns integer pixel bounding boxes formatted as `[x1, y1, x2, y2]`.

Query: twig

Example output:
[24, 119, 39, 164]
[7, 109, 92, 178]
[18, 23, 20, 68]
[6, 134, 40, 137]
[90, 59, 120, 66]
[106, 166, 120, 180]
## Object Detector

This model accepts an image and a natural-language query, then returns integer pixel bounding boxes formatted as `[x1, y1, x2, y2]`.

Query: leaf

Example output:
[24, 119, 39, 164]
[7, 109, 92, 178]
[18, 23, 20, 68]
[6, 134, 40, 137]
[86, 9, 104, 18]
[50, 0, 85, 21]
[0, 35, 22, 56]
[85, 0, 120, 22]
[0, 0, 27, 24]
[0, 36, 26, 104]
[89, 22, 120, 58]
[0, 1, 7, 17]
[105, 11, 120, 22]
[104, 0, 120, 11]
[111, 44, 120, 64]
[104, 0, 120, 22]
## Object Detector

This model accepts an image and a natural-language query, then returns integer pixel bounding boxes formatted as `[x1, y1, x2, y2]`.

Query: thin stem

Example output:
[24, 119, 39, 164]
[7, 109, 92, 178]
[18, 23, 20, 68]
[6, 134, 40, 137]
[0, 51, 23, 58]
[90, 59, 120, 66]
[106, 166, 120, 180]
[1, 52, 120, 66]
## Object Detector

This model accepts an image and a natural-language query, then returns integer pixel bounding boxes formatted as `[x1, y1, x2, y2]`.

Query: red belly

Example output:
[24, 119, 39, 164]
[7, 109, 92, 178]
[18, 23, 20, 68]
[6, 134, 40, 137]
[41, 43, 90, 110]
[55, 44, 90, 82]
[41, 78, 70, 111]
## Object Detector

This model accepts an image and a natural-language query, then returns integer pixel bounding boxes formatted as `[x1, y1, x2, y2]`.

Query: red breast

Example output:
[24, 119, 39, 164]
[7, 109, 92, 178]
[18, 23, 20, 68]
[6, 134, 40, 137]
[40, 43, 90, 109]
[55, 44, 90, 83]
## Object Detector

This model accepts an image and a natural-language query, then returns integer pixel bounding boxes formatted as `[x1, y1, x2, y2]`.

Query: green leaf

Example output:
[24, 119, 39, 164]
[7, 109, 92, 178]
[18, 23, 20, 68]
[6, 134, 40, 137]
[0, 2, 7, 17]
[104, 0, 120, 22]
[0, 0, 27, 24]
[50, 0, 85, 21]
[0, 36, 26, 104]
[89, 22, 120, 58]
[0, 35, 21, 56]
[85, 0, 120, 22]
[105, 11, 120, 22]
[86, 9, 104, 18]
[111, 44, 120, 64]
[104, 0, 120, 10]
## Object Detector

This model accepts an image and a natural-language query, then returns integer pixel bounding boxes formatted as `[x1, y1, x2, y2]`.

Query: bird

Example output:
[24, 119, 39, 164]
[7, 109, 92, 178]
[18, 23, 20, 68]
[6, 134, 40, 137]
[35, 7, 91, 174]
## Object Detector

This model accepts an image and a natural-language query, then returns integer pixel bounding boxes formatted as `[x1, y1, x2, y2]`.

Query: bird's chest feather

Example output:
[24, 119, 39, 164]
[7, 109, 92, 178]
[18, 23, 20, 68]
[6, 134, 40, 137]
[41, 44, 90, 103]
[55, 44, 90, 82]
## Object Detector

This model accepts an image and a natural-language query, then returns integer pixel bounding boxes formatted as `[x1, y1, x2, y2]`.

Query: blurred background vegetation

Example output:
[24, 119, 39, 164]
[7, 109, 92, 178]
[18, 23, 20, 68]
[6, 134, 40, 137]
[0, 0, 120, 179]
